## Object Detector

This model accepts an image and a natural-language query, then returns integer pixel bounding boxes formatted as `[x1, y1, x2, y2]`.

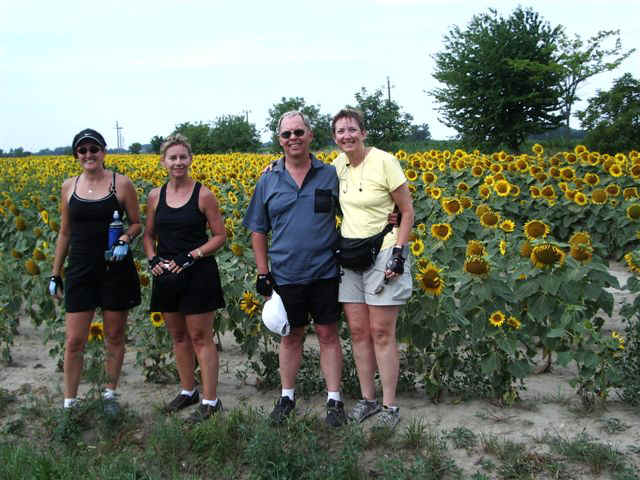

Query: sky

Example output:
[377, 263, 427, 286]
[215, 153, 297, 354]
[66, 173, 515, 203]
[1, 0, 638, 152]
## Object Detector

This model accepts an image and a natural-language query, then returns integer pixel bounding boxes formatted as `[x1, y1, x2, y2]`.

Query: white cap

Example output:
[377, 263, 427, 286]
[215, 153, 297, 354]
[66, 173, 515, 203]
[261, 291, 290, 336]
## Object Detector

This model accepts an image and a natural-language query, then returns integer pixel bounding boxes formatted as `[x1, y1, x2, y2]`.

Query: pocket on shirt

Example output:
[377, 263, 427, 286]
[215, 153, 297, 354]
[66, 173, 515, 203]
[314, 189, 332, 213]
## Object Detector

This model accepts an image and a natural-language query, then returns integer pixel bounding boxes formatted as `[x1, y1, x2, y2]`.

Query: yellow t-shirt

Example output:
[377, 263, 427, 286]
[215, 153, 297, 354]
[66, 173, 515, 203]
[333, 147, 407, 250]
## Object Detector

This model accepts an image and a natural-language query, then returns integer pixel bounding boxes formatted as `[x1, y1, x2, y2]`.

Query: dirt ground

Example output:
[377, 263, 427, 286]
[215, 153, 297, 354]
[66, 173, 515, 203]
[2, 262, 640, 477]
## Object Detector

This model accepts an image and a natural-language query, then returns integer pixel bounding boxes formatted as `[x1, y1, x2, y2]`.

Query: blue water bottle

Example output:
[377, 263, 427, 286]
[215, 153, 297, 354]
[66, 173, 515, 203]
[108, 210, 123, 249]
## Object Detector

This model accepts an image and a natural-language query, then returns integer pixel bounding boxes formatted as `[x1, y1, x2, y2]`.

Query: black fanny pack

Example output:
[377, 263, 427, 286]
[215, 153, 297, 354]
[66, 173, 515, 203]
[334, 224, 394, 272]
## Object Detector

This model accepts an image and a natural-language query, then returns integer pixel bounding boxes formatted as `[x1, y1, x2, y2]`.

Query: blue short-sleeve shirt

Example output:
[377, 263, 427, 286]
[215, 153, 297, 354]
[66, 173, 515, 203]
[242, 155, 339, 285]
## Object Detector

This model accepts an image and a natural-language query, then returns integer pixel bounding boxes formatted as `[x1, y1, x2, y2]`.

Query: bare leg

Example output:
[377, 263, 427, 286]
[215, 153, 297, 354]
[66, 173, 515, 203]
[314, 322, 343, 392]
[165, 312, 196, 391]
[63, 311, 94, 398]
[185, 312, 218, 400]
[102, 310, 128, 391]
[344, 302, 377, 400]
[279, 326, 305, 390]
[369, 305, 400, 406]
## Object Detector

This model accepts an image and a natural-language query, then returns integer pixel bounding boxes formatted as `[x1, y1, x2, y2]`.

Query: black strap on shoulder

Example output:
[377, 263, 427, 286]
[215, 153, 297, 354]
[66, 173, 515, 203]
[73, 175, 80, 194]
[109, 171, 117, 194]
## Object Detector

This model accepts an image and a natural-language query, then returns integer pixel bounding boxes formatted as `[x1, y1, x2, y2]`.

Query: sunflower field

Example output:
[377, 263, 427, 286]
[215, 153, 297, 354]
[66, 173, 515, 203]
[1, 144, 640, 406]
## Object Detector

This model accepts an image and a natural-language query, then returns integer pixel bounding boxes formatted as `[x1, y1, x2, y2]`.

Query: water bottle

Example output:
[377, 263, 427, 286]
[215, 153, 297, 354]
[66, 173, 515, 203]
[107, 210, 123, 249]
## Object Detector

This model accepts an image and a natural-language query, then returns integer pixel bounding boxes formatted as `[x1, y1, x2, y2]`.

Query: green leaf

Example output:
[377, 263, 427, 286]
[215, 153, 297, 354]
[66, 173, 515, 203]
[481, 352, 498, 375]
[516, 278, 539, 299]
[556, 351, 572, 366]
[540, 274, 561, 295]
[547, 328, 566, 338]
[507, 359, 531, 378]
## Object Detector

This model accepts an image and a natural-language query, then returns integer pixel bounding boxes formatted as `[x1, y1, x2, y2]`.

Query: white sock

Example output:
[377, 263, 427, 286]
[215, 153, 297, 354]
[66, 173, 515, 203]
[282, 388, 295, 401]
[202, 398, 218, 407]
[327, 391, 342, 402]
[63, 398, 78, 408]
[181, 388, 197, 397]
[103, 388, 116, 400]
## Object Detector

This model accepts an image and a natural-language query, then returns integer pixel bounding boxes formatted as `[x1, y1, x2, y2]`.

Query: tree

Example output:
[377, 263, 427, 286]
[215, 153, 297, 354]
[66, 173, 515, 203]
[577, 73, 640, 153]
[350, 87, 414, 151]
[407, 123, 431, 142]
[431, 7, 564, 151]
[266, 97, 332, 151]
[129, 142, 142, 154]
[172, 122, 213, 154]
[558, 30, 635, 128]
[150, 135, 165, 154]
[210, 114, 261, 152]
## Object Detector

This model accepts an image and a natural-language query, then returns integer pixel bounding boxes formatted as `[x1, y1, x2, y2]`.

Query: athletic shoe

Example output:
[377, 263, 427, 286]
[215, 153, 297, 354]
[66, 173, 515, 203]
[185, 400, 223, 424]
[270, 396, 295, 424]
[372, 406, 400, 431]
[349, 399, 382, 423]
[164, 390, 200, 414]
[325, 399, 347, 427]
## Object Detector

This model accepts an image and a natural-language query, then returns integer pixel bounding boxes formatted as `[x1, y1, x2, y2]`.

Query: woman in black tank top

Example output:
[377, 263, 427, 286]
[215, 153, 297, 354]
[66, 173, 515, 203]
[49, 128, 142, 414]
[143, 134, 227, 423]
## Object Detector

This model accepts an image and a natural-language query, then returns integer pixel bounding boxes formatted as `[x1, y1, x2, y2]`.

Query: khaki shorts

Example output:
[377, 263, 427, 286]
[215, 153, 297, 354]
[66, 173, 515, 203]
[339, 246, 413, 305]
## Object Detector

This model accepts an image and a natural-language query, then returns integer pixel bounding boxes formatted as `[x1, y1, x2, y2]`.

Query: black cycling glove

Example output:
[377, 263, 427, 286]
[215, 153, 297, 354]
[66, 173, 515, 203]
[256, 272, 275, 296]
[173, 252, 196, 269]
[385, 246, 407, 275]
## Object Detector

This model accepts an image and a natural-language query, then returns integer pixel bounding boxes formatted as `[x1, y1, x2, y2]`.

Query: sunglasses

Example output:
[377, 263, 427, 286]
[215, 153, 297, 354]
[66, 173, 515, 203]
[280, 129, 306, 139]
[77, 145, 101, 154]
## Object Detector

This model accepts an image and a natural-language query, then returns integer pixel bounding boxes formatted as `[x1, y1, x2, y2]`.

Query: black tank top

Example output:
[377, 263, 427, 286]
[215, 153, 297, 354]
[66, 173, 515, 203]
[155, 182, 208, 258]
[69, 171, 123, 257]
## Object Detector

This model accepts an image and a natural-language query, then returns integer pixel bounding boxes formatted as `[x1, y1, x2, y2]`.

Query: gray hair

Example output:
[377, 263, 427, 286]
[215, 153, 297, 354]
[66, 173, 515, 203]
[277, 110, 312, 133]
[160, 133, 193, 158]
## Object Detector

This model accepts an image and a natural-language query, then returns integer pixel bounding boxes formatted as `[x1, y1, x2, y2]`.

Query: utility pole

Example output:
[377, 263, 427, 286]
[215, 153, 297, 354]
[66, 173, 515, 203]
[386, 76, 392, 103]
[114, 122, 124, 150]
[242, 109, 251, 123]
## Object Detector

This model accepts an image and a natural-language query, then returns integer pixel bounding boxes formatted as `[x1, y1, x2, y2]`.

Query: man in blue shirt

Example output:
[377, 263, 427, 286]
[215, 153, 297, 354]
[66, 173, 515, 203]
[243, 111, 346, 427]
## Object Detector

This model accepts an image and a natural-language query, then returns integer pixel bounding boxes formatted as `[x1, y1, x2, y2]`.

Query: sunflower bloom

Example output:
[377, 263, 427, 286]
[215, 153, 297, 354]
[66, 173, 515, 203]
[627, 204, 640, 220]
[480, 211, 500, 228]
[240, 291, 261, 317]
[493, 180, 511, 197]
[15, 216, 26, 231]
[405, 169, 418, 182]
[507, 316, 521, 329]
[32, 248, 46, 261]
[422, 171, 437, 184]
[489, 310, 506, 327]
[88, 322, 104, 342]
[430, 187, 442, 200]
[519, 241, 533, 258]
[150, 311, 164, 327]
[569, 231, 591, 248]
[416, 263, 444, 296]
[570, 245, 593, 264]
[464, 256, 490, 276]
[523, 219, 550, 241]
[40, 210, 49, 224]
[466, 240, 486, 257]
[430, 223, 453, 241]
[591, 188, 608, 205]
[584, 173, 600, 186]
[530, 244, 566, 269]
[478, 184, 491, 199]
[605, 184, 621, 197]
[410, 238, 425, 257]
[609, 164, 623, 177]
[624, 252, 640, 274]
[574, 192, 588, 206]
[441, 197, 463, 215]
[230, 243, 244, 256]
[612, 331, 625, 350]
[624, 187, 638, 200]
[25, 259, 40, 275]
[532, 144, 543, 155]
[499, 240, 507, 256]
[499, 219, 515, 233]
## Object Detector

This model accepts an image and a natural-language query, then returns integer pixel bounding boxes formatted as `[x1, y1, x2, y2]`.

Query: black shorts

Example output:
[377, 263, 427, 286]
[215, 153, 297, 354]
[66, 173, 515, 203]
[277, 277, 340, 328]
[150, 257, 225, 315]
[65, 253, 141, 313]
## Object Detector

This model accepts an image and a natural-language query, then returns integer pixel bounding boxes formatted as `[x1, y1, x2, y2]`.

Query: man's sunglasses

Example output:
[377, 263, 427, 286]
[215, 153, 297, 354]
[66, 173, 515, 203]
[280, 129, 305, 139]
[77, 145, 101, 154]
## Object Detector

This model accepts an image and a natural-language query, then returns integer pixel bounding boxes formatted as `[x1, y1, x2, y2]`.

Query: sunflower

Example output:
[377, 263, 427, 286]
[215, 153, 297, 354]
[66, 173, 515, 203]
[540, 185, 556, 200]
[410, 238, 425, 257]
[416, 263, 445, 296]
[405, 169, 418, 182]
[478, 184, 491, 199]
[480, 211, 500, 228]
[489, 310, 506, 327]
[560, 167, 576, 181]
[228, 191, 238, 205]
[611, 331, 625, 350]
[523, 219, 550, 241]
[88, 322, 104, 342]
[630, 164, 640, 179]
[422, 171, 437, 184]
[464, 256, 490, 276]
[240, 291, 261, 318]
[609, 164, 623, 177]
[589, 188, 607, 205]
[507, 316, 522, 329]
[416, 257, 430, 272]
[606, 184, 621, 197]
[230, 243, 244, 256]
[430, 223, 453, 241]
[529, 186, 541, 198]
[624, 187, 639, 200]
[457, 181, 469, 192]
[459, 195, 473, 209]
[15, 216, 26, 231]
[519, 241, 533, 258]
[430, 187, 442, 200]
[39, 210, 49, 224]
[624, 251, 640, 274]
[466, 240, 486, 257]
[569, 231, 591, 248]
[24, 259, 40, 275]
[570, 245, 593, 264]
[509, 185, 521, 197]
[627, 204, 640, 221]
[532, 144, 543, 155]
[530, 243, 566, 269]
[150, 311, 164, 327]
[499, 219, 515, 233]
[574, 192, 588, 206]
[471, 165, 484, 177]
[32, 248, 45, 261]
[493, 180, 511, 197]
[475, 204, 491, 217]
[549, 166, 561, 179]
[441, 197, 463, 215]
[584, 172, 600, 186]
